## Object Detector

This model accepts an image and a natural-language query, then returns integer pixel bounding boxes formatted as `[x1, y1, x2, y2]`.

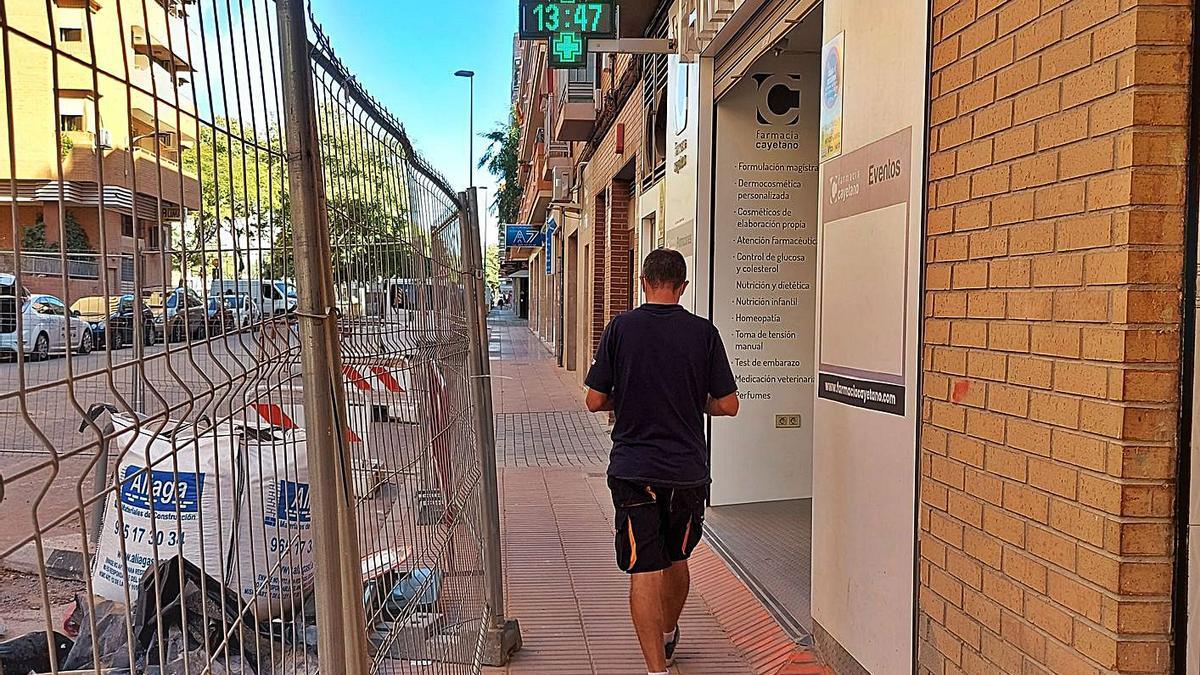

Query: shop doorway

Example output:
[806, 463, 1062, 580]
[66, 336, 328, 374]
[566, 232, 579, 371]
[584, 241, 593, 354]
[640, 215, 656, 305]
[704, 6, 824, 640]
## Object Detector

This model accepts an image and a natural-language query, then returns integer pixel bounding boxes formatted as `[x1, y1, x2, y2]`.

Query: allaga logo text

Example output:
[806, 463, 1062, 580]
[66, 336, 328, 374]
[119, 467, 204, 513]
[265, 480, 312, 527]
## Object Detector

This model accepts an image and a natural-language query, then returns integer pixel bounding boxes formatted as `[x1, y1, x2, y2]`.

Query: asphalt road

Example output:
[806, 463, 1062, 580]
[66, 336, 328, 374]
[0, 328, 292, 552]
[0, 319, 460, 554]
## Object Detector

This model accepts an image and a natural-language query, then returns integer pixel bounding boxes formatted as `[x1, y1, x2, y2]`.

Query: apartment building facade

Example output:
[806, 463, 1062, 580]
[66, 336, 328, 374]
[0, 0, 199, 299]
[512, 0, 1198, 673]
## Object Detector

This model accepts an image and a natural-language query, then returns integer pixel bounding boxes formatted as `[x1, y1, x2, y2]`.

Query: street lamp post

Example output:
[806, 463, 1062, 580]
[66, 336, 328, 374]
[127, 131, 171, 413]
[454, 70, 475, 188]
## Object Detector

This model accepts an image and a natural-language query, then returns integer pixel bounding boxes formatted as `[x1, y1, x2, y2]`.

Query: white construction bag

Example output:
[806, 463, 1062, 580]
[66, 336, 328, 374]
[91, 414, 239, 605]
[227, 425, 315, 618]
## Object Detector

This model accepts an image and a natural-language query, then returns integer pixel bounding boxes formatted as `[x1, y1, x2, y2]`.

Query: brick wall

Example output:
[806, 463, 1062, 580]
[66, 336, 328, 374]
[920, 1, 1193, 674]
[581, 77, 644, 359]
[592, 189, 608, 355]
[606, 178, 633, 321]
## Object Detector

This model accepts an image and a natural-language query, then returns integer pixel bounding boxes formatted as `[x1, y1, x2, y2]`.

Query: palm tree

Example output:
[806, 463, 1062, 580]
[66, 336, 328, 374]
[479, 106, 523, 229]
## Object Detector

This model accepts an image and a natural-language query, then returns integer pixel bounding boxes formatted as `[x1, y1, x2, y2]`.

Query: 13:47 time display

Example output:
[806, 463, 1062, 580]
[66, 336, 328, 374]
[519, 2, 616, 39]
[535, 2, 602, 31]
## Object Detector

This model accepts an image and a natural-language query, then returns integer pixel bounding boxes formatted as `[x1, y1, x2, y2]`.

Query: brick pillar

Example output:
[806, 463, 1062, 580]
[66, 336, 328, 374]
[606, 178, 633, 322]
[919, 2, 1192, 674]
[591, 189, 607, 355]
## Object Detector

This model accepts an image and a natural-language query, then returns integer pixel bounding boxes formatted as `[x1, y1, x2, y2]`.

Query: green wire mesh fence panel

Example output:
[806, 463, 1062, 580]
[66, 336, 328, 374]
[0, 0, 487, 672]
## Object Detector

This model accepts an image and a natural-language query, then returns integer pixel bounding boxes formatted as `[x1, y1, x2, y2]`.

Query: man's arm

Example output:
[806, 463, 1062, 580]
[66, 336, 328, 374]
[705, 392, 740, 417]
[586, 388, 615, 413]
[584, 322, 618, 412]
[707, 327, 739, 417]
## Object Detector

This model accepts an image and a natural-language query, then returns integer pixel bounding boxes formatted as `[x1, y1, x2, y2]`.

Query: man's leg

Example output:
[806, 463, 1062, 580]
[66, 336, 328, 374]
[661, 560, 690, 631]
[630, 571, 669, 672]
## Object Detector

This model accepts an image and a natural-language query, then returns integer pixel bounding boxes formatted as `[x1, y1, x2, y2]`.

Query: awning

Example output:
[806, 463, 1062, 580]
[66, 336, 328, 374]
[58, 97, 86, 117]
[57, 8, 85, 30]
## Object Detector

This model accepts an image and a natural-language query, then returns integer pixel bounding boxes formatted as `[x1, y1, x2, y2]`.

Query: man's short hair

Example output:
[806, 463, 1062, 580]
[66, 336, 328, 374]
[641, 248, 687, 289]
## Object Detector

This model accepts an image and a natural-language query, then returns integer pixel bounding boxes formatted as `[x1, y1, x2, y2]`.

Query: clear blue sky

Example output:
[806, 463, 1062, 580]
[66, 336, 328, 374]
[309, 0, 517, 243]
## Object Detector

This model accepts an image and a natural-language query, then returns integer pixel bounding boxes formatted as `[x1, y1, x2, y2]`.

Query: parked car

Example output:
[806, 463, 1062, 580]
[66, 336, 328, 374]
[206, 296, 236, 335]
[71, 295, 159, 349]
[210, 279, 298, 318]
[145, 288, 208, 343]
[0, 274, 93, 360]
[221, 293, 262, 330]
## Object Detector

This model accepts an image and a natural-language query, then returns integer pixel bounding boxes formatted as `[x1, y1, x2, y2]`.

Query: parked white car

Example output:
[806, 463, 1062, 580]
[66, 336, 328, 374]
[218, 293, 262, 330]
[0, 274, 93, 360]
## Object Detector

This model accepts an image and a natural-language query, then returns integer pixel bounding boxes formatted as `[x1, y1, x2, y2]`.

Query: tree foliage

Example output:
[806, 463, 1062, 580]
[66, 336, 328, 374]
[478, 106, 522, 231]
[179, 118, 285, 271]
[266, 109, 420, 282]
[22, 213, 93, 254]
[485, 244, 499, 293]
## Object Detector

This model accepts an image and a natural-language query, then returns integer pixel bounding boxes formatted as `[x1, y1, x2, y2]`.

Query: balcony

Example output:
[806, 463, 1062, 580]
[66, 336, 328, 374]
[553, 60, 597, 142]
[53, 0, 103, 11]
[517, 45, 547, 164]
[613, 0, 661, 37]
[130, 19, 193, 74]
[0, 251, 100, 280]
[519, 154, 552, 226]
[153, 0, 188, 18]
[543, 141, 571, 181]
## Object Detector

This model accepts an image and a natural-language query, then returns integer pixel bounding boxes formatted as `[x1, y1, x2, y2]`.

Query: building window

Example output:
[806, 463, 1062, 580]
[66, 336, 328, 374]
[59, 114, 84, 132]
[641, 21, 670, 192]
[146, 226, 161, 250]
[59, 27, 83, 42]
[121, 214, 134, 237]
[120, 258, 135, 283]
[58, 96, 87, 132]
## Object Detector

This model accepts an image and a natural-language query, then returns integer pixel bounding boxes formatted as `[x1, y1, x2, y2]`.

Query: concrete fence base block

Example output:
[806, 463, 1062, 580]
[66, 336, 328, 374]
[2, 540, 86, 582]
[480, 618, 522, 667]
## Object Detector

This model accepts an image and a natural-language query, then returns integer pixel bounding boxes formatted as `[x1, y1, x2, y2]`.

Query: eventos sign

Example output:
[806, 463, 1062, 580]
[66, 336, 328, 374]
[817, 128, 912, 416]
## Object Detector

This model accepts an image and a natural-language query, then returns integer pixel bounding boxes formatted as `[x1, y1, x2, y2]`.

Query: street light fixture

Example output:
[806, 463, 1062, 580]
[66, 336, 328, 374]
[126, 130, 172, 414]
[454, 70, 475, 188]
[132, 131, 172, 145]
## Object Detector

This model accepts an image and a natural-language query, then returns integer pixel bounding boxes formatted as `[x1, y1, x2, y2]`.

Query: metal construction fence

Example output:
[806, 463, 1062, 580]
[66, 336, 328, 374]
[0, 0, 510, 673]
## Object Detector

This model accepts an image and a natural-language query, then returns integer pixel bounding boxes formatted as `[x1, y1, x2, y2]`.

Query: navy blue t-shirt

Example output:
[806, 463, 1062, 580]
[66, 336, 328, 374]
[585, 303, 738, 487]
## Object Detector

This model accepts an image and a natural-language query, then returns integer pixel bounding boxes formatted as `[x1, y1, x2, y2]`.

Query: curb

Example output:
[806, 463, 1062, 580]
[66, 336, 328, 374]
[689, 544, 833, 675]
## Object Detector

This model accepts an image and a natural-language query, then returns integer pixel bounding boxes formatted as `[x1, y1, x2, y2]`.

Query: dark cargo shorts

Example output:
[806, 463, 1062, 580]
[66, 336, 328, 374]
[608, 477, 706, 574]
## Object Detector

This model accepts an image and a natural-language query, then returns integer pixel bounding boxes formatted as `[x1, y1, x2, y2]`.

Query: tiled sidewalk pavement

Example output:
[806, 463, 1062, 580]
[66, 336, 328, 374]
[486, 316, 830, 675]
[495, 411, 611, 467]
[490, 315, 585, 415]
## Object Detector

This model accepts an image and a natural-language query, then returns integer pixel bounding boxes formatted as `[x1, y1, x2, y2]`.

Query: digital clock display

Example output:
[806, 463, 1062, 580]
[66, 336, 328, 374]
[519, 2, 616, 40]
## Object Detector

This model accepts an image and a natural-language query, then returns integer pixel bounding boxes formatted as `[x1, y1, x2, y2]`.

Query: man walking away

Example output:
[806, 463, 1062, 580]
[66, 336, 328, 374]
[584, 248, 740, 674]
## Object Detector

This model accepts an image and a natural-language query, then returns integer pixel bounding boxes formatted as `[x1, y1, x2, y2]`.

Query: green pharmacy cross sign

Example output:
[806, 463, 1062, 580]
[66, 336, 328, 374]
[519, 1, 617, 69]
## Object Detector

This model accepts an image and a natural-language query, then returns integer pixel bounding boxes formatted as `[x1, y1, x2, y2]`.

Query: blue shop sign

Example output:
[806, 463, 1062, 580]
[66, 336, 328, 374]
[544, 218, 558, 275]
[505, 224, 545, 248]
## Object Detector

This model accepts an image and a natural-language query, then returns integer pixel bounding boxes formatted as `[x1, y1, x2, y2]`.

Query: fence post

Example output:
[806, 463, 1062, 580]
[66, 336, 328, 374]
[461, 188, 522, 666]
[275, 2, 370, 673]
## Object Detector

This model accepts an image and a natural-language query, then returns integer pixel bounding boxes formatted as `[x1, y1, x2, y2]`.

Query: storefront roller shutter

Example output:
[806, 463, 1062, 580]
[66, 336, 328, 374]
[713, 0, 820, 101]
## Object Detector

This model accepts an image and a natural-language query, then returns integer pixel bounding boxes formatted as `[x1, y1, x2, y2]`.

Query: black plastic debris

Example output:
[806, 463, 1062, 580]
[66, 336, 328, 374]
[131, 557, 267, 673]
[61, 595, 133, 671]
[57, 556, 316, 674]
[0, 630, 73, 674]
